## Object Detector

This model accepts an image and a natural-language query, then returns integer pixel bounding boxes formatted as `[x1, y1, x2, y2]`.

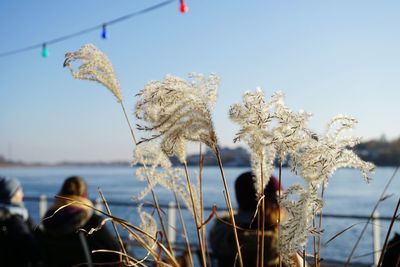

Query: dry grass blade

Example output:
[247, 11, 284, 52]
[345, 166, 399, 266]
[93, 249, 174, 267]
[197, 205, 217, 229]
[377, 197, 400, 267]
[380, 194, 394, 202]
[79, 217, 113, 235]
[215, 146, 244, 267]
[118, 222, 178, 267]
[41, 201, 76, 222]
[54, 195, 180, 266]
[353, 239, 400, 259]
[92, 250, 147, 267]
[182, 162, 207, 267]
[98, 189, 129, 265]
[173, 193, 194, 266]
[323, 222, 366, 246]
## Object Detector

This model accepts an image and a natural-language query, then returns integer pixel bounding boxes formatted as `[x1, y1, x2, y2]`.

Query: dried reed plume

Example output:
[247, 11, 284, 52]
[64, 43, 137, 144]
[135, 73, 219, 162]
[64, 43, 123, 102]
[135, 73, 244, 267]
[137, 204, 158, 250]
[132, 143, 202, 220]
[231, 89, 375, 265]
[229, 89, 311, 194]
[290, 115, 375, 184]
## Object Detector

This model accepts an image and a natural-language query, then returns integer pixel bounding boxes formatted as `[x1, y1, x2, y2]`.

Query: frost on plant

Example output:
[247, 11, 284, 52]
[135, 73, 219, 163]
[229, 89, 310, 194]
[132, 143, 202, 221]
[64, 43, 123, 102]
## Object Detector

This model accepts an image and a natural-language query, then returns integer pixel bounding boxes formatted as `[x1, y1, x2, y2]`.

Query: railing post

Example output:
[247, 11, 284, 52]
[95, 197, 103, 214]
[168, 201, 176, 247]
[39, 194, 47, 219]
[372, 210, 381, 267]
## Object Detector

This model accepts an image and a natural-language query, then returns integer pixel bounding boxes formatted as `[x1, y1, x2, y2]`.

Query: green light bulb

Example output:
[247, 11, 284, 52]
[41, 44, 49, 58]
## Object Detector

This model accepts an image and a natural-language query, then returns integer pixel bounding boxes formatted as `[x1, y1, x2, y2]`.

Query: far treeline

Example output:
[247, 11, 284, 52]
[354, 137, 400, 166]
[182, 137, 400, 167]
[1, 137, 399, 167]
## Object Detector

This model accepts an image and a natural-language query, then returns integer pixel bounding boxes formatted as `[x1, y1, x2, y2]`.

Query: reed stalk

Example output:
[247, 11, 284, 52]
[260, 161, 266, 267]
[198, 144, 211, 267]
[256, 198, 261, 267]
[214, 146, 244, 267]
[91, 250, 148, 267]
[119, 223, 178, 267]
[377, 197, 400, 267]
[120, 102, 137, 145]
[316, 182, 326, 267]
[278, 161, 282, 267]
[173, 192, 194, 266]
[345, 166, 399, 266]
[183, 163, 207, 267]
[119, 102, 175, 257]
[98, 189, 130, 265]
[55, 195, 179, 266]
[147, 177, 175, 255]
[313, 218, 317, 267]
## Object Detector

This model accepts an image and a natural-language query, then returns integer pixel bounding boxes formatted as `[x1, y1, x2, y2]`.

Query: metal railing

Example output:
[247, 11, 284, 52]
[25, 195, 399, 267]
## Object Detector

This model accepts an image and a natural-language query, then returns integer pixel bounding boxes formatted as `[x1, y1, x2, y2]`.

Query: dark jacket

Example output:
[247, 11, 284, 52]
[382, 232, 400, 267]
[0, 204, 41, 267]
[38, 197, 120, 267]
[209, 211, 280, 267]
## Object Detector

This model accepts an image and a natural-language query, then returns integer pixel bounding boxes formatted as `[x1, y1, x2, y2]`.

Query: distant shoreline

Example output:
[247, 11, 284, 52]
[2, 137, 400, 168]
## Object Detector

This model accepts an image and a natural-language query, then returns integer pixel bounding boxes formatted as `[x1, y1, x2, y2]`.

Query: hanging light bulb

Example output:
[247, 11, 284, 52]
[179, 0, 188, 13]
[101, 24, 107, 39]
[41, 43, 49, 58]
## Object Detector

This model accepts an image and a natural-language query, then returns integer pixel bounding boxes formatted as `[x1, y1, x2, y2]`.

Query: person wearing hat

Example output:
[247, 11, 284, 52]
[0, 176, 41, 266]
[38, 176, 120, 267]
[209, 171, 306, 267]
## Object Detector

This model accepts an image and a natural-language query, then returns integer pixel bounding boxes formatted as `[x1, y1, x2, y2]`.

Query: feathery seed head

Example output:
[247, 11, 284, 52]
[64, 43, 123, 102]
[230, 89, 310, 193]
[290, 115, 375, 184]
[135, 73, 219, 163]
[137, 205, 158, 249]
[132, 143, 202, 220]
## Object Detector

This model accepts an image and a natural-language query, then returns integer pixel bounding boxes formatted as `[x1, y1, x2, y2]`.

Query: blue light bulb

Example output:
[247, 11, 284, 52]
[101, 24, 107, 39]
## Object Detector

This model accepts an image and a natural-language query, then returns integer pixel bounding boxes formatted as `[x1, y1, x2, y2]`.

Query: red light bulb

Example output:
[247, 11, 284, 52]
[179, 0, 188, 13]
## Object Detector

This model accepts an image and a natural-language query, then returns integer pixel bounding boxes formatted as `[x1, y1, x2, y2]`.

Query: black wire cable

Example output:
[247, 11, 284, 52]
[0, 0, 177, 58]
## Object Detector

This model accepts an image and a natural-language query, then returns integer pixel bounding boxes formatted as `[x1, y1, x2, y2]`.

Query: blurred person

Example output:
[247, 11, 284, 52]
[209, 171, 306, 267]
[38, 176, 120, 267]
[0, 176, 41, 266]
[381, 231, 400, 267]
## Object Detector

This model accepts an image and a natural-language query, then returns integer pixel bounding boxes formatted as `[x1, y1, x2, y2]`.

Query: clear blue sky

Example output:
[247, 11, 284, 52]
[1, 0, 400, 163]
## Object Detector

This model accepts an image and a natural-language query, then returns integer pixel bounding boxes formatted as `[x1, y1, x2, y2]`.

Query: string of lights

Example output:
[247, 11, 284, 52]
[0, 0, 188, 59]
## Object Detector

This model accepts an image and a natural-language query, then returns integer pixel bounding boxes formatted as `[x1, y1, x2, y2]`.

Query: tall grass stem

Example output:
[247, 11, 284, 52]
[215, 146, 244, 267]
[183, 163, 207, 267]
[278, 162, 282, 267]
[345, 166, 399, 266]
[173, 192, 194, 266]
[377, 197, 400, 267]
[98, 189, 129, 265]
[120, 102, 137, 145]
